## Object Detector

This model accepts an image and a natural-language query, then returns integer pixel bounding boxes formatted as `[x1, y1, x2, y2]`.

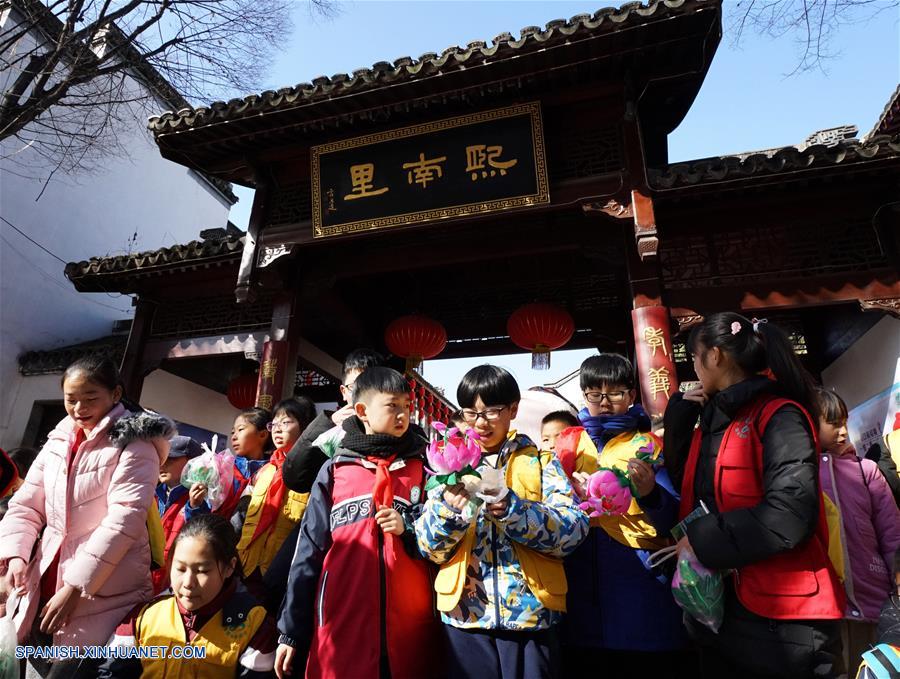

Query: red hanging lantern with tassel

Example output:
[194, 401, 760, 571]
[385, 315, 447, 373]
[227, 373, 258, 409]
[507, 303, 575, 370]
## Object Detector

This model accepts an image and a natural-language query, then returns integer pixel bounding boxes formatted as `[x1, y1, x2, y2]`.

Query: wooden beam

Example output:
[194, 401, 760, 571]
[235, 178, 270, 304]
[144, 332, 270, 364]
[120, 298, 156, 402]
[664, 272, 900, 312]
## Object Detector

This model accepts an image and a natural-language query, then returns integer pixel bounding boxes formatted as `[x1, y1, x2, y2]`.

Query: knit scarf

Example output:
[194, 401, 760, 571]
[340, 417, 425, 527]
[579, 403, 651, 448]
[248, 446, 290, 545]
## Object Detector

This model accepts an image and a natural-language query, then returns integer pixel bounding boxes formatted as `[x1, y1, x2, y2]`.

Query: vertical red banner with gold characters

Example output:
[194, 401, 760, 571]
[631, 306, 679, 420]
[255, 340, 290, 411]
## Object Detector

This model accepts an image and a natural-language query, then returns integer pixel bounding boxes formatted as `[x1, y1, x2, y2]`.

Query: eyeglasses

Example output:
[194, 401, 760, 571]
[583, 390, 628, 404]
[460, 406, 507, 423]
[266, 419, 295, 431]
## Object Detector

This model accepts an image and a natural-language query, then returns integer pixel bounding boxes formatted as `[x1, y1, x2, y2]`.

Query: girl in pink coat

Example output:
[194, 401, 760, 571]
[0, 356, 174, 671]
[817, 388, 900, 672]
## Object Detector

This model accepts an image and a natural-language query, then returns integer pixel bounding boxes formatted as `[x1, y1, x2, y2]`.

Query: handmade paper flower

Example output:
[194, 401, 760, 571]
[425, 422, 482, 490]
[634, 436, 664, 467]
[578, 467, 632, 517]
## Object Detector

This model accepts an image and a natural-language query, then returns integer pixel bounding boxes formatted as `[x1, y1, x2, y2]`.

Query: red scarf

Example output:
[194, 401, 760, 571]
[248, 446, 290, 544]
[367, 454, 396, 536]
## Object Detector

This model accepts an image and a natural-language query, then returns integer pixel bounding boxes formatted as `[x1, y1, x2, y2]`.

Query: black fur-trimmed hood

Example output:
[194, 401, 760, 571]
[108, 410, 176, 449]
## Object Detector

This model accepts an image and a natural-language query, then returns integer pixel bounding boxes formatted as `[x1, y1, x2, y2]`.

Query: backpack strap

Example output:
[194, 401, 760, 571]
[860, 644, 900, 679]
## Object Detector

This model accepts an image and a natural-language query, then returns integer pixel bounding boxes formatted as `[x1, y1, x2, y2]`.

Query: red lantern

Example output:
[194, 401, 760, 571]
[507, 303, 575, 370]
[227, 373, 257, 409]
[385, 315, 447, 373]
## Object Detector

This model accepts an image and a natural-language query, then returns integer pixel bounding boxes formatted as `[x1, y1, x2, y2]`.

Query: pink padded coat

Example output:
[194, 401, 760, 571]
[0, 404, 173, 646]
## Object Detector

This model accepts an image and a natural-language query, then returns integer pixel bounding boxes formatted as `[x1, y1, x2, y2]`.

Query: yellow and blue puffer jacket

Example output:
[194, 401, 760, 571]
[415, 431, 589, 631]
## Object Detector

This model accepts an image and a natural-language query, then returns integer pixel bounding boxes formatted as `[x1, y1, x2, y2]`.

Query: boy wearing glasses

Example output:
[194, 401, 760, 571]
[281, 348, 385, 494]
[275, 368, 439, 679]
[237, 396, 316, 609]
[554, 354, 687, 675]
[416, 365, 589, 679]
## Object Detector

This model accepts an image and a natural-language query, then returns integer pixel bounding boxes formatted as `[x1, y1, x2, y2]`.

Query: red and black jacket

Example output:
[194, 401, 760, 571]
[678, 377, 844, 620]
[277, 440, 439, 679]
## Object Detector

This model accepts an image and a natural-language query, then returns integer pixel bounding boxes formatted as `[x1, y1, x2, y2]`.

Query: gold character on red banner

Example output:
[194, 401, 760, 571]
[642, 326, 669, 358]
[261, 358, 278, 382]
[257, 394, 274, 410]
[402, 152, 447, 188]
[344, 163, 389, 200]
[465, 145, 518, 181]
[647, 366, 671, 401]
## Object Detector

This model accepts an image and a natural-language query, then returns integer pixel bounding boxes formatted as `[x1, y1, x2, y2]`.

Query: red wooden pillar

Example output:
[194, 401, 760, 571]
[255, 339, 290, 411]
[255, 287, 302, 410]
[631, 306, 679, 419]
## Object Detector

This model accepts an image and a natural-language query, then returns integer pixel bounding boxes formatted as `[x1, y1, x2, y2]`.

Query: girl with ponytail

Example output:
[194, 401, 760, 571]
[663, 312, 845, 679]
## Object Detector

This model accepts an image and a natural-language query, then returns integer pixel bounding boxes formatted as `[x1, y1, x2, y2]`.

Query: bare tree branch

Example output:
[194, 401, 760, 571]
[1, 0, 325, 177]
[728, 0, 897, 74]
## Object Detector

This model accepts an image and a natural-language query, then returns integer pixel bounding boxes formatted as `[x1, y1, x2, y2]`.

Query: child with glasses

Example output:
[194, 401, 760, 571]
[237, 397, 316, 609]
[281, 348, 386, 495]
[416, 365, 589, 679]
[554, 353, 688, 676]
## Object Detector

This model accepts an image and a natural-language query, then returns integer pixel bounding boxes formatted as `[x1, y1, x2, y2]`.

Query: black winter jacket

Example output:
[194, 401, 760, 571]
[666, 376, 820, 571]
[282, 411, 335, 493]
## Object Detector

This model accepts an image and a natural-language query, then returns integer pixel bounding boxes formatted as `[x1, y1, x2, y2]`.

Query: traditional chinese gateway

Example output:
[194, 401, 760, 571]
[54, 0, 898, 443]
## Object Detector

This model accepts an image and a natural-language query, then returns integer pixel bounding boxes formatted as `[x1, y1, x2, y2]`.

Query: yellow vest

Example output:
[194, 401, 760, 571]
[237, 462, 309, 576]
[886, 427, 900, 469]
[568, 429, 670, 551]
[136, 594, 266, 679]
[822, 493, 845, 582]
[147, 503, 166, 570]
[434, 442, 568, 613]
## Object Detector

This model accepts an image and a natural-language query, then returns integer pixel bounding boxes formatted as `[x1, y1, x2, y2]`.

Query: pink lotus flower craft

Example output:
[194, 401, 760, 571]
[578, 467, 632, 517]
[425, 422, 482, 490]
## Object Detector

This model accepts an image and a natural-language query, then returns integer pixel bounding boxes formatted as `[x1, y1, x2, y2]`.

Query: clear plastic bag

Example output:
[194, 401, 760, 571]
[312, 425, 345, 459]
[180, 449, 235, 511]
[0, 590, 19, 679]
[671, 549, 724, 633]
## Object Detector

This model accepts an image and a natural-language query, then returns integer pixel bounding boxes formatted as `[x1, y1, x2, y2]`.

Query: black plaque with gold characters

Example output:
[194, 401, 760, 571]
[311, 102, 549, 238]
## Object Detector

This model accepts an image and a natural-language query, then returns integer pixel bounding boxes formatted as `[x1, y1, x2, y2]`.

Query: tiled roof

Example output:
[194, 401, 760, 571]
[65, 235, 244, 285]
[18, 335, 127, 376]
[649, 134, 900, 190]
[866, 85, 900, 141]
[65, 133, 900, 286]
[148, 0, 717, 136]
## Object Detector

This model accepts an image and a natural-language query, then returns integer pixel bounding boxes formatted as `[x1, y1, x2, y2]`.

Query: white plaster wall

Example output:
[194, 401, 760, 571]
[821, 316, 900, 410]
[141, 369, 237, 437]
[0, 9, 232, 446]
[0, 373, 65, 449]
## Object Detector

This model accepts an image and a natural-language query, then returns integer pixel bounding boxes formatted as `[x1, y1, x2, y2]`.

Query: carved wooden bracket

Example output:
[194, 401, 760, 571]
[673, 314, 705, 333]
[860, 297, 900, 317]
[631, 189, 658, 261]
[582, 198, 634, 219]
[257, 243, 296, 268]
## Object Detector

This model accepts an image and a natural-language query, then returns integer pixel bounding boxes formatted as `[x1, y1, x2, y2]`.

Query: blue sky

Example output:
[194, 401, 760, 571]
[227, 1, 899, 398]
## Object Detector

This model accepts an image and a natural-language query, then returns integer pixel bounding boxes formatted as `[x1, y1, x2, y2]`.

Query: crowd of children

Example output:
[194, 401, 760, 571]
[0, 314, 898, 679]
